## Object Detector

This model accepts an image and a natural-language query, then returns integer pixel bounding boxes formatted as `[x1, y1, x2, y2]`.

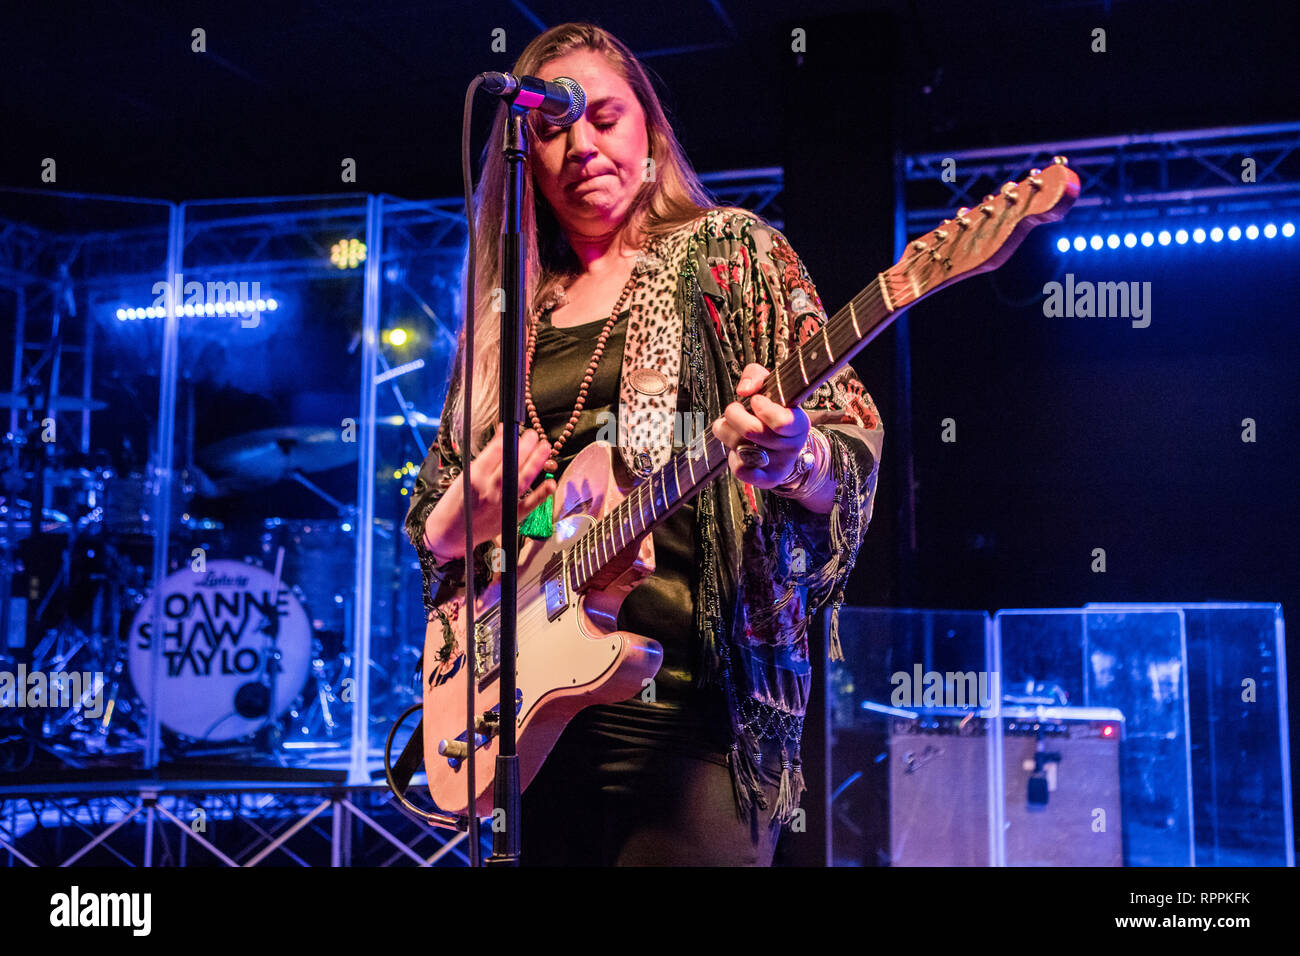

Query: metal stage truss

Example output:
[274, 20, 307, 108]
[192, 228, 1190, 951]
[900, 121, 1300, 234]
[0, 779, 472, 867]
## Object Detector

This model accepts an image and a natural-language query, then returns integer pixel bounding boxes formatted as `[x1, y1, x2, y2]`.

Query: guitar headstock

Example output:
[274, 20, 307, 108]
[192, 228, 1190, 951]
[883, 157, 1081, 310]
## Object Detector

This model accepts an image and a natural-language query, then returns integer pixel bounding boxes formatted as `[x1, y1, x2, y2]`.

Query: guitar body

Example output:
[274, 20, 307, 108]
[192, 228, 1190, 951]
[422, 441, 663, 817]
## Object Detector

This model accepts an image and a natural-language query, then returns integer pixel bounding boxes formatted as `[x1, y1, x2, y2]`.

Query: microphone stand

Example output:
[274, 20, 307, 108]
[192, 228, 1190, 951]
[485, 105, 529, 866]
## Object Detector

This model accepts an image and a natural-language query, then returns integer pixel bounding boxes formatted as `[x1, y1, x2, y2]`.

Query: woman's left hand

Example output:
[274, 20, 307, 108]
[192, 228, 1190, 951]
[713, 363, 809, 489]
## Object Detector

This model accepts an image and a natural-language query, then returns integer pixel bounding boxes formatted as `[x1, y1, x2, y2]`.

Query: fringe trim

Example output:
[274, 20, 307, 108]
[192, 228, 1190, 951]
[771, 744, 808, 827]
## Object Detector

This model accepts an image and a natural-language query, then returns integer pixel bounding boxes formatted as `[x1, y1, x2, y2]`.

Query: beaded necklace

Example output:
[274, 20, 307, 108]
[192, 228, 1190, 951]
[519, 238, 663, 539]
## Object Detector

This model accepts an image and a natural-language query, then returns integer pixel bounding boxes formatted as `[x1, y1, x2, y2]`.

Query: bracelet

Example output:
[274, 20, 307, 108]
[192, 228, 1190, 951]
[774, 428, 832, 501]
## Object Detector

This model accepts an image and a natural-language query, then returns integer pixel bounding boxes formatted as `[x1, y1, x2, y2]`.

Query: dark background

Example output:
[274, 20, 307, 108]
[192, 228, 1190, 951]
[2, 0, 1297, 861]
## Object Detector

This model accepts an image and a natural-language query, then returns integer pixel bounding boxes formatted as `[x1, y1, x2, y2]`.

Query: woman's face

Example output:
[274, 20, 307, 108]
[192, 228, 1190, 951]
[530, 49, 650, 242]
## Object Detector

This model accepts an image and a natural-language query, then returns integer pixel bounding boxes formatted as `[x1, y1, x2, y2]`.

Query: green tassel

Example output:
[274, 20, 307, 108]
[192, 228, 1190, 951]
[519, 473, 555, 540]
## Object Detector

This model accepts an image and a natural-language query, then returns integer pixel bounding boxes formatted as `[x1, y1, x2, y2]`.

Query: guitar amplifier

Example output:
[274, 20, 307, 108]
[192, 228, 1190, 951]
[889, 707, 1124, 866]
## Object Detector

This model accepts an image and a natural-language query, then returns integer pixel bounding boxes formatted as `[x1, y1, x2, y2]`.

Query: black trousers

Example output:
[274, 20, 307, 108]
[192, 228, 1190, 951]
[518, 717, 787, 866]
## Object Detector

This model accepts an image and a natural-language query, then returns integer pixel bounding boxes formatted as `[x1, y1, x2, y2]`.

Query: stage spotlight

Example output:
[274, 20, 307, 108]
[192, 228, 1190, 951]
[1056, 237, 1070, 252]
[1123, 233, 1137, 248]
[1246, 225, 1259, 239]
[116, 308, 127, 321]
[1175, 229, 1189, 245]
[1158, 230, 1172, 246]
[330, 238, 367, 269]
[1106, 234, 1120, 249]
[267, 299, 279, 311]
[1210, 227, 1223, 242]
[1263, 223, 1277, 238]
[385, 328, 409, 347]
[1192, 228, 1206, 243]
[1228, 226, 1241, 241]
[1073, 236, 1086, 251]
[1283, 222, 1295, 237]
[1141, 232, 1154, 247]
[1090, 235, 1103, 250]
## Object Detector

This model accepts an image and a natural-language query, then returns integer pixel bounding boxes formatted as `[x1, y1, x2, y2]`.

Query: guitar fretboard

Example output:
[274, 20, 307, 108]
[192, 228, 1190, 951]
[564, 271, 900, 593]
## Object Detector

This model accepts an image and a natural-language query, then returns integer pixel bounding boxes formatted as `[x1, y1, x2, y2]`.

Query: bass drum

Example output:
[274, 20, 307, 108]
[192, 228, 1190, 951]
[128, 559, 313, 741]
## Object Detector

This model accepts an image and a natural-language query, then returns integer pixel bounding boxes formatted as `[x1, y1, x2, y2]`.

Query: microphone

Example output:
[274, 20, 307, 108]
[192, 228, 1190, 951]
[481, 72, 586, 127]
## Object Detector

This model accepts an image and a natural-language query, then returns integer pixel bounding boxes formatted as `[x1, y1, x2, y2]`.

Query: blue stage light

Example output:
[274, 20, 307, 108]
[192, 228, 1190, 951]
[1175, 229, 1189, 244]
[1090, 235, 1103, 250]
[1283, 222, 1295, 237]
[1263, 223, 1277, 238]
[1228, 226, 1241, 241]
[1246, 224, 1259, 239]
[267, 299, 279, 311]
[116, 308, 127, 321]
[1192, 228, 1206, 243]
[1210, 227, 1224, 242]
[1073, 236, 1086, 251]
[255, 299, 267, 311]
[1158, 230, 1172, 246]
[1141, 232, 1154, 247]
[1105, 234, 1119, 249]
[1056, 237, 1070, 252]
[1123, 233, 1137, 248]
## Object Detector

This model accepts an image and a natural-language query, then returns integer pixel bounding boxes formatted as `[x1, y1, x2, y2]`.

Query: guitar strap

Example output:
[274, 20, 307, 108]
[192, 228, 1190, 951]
[614, 221, 697, 478]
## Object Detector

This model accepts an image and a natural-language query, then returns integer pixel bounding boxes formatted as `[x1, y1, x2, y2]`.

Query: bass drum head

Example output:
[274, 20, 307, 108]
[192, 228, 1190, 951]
[128, 559, 313, 741]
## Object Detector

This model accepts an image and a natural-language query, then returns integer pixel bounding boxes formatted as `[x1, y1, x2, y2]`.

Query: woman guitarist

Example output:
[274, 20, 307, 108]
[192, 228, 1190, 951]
[406, 21, 883, 866]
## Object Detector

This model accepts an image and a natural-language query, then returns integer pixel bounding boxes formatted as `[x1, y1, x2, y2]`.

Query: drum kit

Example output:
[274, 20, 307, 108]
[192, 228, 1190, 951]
[1, 412, 419, 773]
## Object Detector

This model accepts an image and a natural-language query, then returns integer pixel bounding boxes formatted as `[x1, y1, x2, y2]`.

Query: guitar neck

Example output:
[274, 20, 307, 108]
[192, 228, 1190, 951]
[565, 274, 898, 593]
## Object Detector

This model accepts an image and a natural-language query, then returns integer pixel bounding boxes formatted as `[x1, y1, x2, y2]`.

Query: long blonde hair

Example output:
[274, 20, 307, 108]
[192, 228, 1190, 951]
[447, 22, 722, 455]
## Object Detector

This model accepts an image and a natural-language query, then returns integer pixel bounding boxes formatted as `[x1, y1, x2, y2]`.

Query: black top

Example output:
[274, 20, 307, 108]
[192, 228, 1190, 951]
[529, 308, 731, 763]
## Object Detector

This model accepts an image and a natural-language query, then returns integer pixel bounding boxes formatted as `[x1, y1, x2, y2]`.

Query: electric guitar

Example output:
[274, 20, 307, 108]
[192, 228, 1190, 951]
[423, 159, 1080, 816]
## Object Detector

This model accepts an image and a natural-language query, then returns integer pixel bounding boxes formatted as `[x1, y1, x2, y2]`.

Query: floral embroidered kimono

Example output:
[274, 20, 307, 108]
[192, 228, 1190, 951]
[405, 207, 883, 825]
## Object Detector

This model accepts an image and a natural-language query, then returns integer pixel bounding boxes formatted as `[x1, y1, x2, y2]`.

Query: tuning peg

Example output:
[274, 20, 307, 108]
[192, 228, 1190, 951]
[982, 194, 995, 204]
[1027, 176, 1043, 189]
[933, 229, 949, 240]
[1001, 181, 1019, 203]
[979, 203, 995, 216]
[911, 240, 928, 252]
[1052, 155, 1069, 166]
[1030, 168, 1042, 176]
[955, 215, 971, 228]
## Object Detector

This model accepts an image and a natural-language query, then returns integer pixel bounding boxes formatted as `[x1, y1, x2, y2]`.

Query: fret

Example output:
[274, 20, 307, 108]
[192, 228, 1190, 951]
[668, 457, 681, 502]
[774, 367, 786, 405]
[632, 487, 646, 535]
[616, 509, 627, 551]
[685, 444, 697, 483]
[848, 299, 861, 338]
[646, 476, 658, 521]
[795, 335, 810, 385]
[820, 321, 835, 367]
[596, 528, 606, 566]
[877, 273, 894, 313]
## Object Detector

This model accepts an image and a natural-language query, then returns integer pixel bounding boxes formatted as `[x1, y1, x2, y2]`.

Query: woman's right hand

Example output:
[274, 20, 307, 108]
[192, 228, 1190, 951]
[422, 424, 557, 561]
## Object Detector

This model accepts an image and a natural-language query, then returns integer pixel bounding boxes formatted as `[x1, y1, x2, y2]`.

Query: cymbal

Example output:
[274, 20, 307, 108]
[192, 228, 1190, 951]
[198, 426, 358, 483]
